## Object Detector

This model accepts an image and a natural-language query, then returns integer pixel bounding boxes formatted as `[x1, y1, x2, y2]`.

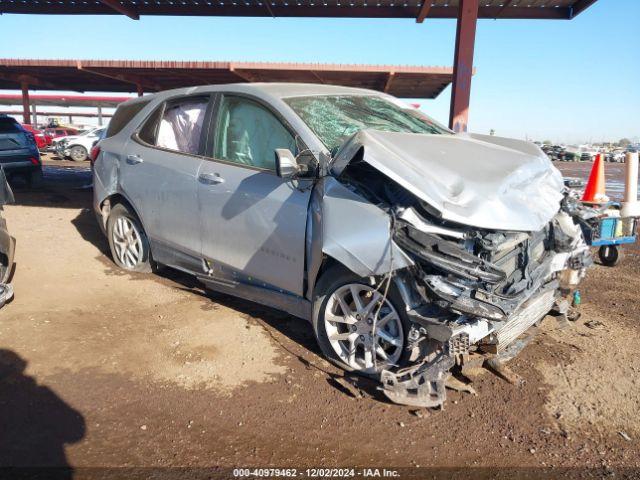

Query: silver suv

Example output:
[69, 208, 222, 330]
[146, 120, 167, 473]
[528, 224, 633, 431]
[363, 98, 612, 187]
[93, 83, 592, 407]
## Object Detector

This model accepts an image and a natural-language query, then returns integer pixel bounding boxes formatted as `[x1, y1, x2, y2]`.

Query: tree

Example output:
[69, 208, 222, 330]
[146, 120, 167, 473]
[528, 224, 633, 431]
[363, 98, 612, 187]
[618, 138, 631, 147]
[543, 139, 552, 145]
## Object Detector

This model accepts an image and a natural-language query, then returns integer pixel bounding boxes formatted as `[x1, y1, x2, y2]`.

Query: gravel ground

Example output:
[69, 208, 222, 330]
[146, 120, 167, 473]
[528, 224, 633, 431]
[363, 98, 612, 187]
[0, 156, 638, 477]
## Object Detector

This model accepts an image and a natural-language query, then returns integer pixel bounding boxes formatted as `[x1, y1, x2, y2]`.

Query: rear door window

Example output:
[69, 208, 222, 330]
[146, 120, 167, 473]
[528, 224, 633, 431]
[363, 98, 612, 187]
[156, 97, 209, 155]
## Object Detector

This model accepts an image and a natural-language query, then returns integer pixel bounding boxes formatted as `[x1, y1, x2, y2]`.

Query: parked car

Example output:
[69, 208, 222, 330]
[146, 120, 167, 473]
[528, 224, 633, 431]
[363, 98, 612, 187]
[606, 150, 626, 163]
[0, 167, 15, 308]
[44, 127, 80, 148]
[93, 84, 592, 407]
[55, 126, 106, 162]
[20, 124, 47, 150]
[0, 115, 43, 187]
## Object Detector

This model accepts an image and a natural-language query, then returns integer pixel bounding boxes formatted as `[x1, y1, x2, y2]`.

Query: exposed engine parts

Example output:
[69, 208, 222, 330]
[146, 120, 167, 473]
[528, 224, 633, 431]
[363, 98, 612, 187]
[336, 158, 594, 408]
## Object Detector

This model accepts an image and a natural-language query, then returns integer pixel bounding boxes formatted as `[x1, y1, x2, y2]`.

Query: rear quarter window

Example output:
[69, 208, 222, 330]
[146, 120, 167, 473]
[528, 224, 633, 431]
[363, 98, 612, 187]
[106, 99, 151, 138]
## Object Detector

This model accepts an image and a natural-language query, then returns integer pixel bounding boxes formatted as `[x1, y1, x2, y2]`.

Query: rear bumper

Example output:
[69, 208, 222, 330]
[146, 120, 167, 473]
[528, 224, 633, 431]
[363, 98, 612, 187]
[0, 161, 38, 170]
[0, 153, 40, 173]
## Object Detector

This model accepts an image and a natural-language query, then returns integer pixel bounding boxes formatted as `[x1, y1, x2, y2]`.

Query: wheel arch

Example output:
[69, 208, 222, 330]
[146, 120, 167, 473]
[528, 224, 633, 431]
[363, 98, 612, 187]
[98, 192, 145, 232]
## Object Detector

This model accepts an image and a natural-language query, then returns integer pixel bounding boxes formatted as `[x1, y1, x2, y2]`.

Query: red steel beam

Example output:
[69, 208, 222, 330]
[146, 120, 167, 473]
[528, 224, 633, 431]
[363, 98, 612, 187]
[449, 0, 478, 133]
[97, 0, 139, 20]
[383, 72, 395, 93]
[416, 0, 432, 23]
[21, 82, 31, 124]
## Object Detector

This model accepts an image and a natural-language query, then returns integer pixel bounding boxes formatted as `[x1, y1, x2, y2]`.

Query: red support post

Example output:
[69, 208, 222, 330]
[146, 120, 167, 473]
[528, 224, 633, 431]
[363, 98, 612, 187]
[449, 0, 478, 133]
[21, 82, 31, 125]
[136, 84, 144, 97]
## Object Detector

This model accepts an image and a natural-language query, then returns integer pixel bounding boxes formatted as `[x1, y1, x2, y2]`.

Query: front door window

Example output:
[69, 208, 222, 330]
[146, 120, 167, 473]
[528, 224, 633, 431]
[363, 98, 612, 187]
[214, 96, 296, 170]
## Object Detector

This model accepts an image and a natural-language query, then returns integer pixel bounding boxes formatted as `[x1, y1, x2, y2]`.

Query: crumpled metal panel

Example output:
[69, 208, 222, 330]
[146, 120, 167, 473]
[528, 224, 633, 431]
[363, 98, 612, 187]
[315, 177, 413, 277]
[331, 130, 564, 232]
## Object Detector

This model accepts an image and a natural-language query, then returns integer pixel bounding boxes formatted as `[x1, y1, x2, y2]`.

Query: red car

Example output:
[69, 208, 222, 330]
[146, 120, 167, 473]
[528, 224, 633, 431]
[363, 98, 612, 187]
[43, 127, 79, 147]
[21, 124, 47, 150]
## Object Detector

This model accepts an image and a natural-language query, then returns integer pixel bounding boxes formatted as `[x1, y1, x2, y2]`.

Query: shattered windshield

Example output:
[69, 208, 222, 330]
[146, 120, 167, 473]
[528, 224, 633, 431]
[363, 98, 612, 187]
[285, 95, 452, 152]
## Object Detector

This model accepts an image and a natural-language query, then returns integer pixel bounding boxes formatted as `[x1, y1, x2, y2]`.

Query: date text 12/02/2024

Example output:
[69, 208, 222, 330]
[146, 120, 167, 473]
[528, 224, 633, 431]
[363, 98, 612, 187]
[232, 468, 400, 477]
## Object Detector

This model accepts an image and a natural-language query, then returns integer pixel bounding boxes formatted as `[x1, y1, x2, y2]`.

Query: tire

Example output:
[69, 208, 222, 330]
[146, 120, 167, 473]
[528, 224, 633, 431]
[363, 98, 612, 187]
[312, 265, 411, 375]
[106, 203, 153, 273]
[598, 245, 621, 267]
[69, 145, 88, 162]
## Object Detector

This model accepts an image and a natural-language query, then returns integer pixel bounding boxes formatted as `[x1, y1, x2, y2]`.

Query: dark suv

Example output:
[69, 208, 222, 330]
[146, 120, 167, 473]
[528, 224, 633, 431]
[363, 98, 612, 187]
[0, 114, 43, 186]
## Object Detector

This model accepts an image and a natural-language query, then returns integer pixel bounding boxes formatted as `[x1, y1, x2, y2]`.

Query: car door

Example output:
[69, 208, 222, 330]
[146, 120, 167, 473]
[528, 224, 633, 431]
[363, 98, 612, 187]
[119, 95, 211, 268]
[198, 94, 312, 296]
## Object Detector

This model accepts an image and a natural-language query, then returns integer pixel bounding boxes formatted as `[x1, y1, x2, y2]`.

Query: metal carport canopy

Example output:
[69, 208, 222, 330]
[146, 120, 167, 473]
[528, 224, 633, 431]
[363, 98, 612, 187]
[0, 59, 454, 98]
[0, 0, 597, 20]
[0, 0, 598, 131]
[0, 59, 456, 125]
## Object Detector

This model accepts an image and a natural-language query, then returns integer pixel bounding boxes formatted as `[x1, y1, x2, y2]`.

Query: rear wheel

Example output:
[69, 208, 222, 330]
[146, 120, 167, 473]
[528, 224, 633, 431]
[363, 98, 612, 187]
[312, 266, 410, 375]
[69, 145, 88, 162]
[107, 203, 152, 273]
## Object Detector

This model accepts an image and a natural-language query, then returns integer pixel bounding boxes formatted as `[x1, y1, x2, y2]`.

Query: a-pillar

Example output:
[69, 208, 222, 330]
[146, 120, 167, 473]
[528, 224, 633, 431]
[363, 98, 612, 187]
[448, 0, 479, 133]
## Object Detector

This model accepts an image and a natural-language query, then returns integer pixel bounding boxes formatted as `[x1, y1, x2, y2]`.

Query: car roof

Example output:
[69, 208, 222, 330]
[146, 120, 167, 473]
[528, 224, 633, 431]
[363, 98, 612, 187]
[239, 82, 383, 98]
[123, 82, 386, 108]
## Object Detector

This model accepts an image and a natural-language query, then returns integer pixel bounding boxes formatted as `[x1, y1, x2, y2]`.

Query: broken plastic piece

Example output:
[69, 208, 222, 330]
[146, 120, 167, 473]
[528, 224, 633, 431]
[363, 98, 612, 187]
[380, 355, 454, 408]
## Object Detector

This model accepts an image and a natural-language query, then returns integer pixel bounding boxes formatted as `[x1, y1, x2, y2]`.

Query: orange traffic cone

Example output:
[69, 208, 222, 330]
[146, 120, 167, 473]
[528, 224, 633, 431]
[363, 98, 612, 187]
[581, 153, 609, 204]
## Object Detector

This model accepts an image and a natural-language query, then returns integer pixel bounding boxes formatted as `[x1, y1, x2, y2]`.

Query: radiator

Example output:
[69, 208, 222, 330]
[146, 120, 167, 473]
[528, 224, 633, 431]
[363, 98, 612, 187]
[495, 289, 555, 351]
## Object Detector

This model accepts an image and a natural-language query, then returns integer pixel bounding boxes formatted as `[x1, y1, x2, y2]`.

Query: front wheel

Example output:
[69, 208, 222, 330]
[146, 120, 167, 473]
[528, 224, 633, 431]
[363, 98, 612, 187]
[69, 145, 88, 162]
[106, 203, 153, 273]
[312, 266, 410, 375]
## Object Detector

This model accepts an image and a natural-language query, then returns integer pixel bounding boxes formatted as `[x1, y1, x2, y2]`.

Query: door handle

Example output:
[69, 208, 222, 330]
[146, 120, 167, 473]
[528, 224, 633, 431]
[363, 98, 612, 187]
[126, 154, 144, 165]
[198, 172, 225, 185]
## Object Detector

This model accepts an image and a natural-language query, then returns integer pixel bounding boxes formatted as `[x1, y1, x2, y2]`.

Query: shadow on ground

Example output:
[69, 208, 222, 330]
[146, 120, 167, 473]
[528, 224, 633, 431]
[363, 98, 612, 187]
[8, 164, 92, 210]
[0, 349, 85, 479]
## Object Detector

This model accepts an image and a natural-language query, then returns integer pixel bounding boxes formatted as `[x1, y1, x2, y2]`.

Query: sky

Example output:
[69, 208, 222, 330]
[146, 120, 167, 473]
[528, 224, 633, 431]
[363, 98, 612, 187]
[0, 0, 638, 144]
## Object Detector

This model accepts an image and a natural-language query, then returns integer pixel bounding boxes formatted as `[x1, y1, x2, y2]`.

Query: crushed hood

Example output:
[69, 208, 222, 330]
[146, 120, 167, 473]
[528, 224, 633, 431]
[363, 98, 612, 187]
[331, 130, 564, 232]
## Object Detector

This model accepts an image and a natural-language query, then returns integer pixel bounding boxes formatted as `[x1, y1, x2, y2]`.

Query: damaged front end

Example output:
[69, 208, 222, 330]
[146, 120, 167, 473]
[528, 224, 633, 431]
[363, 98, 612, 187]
[380, 200, 591, 407]
[330, 131, 593, 408]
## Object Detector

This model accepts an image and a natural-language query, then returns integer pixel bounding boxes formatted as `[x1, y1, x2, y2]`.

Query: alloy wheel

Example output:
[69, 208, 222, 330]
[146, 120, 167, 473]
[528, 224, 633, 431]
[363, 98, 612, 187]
[112, 216, 144, 269]
[70, 146, 86, 162]
[323, 283, 403, 373]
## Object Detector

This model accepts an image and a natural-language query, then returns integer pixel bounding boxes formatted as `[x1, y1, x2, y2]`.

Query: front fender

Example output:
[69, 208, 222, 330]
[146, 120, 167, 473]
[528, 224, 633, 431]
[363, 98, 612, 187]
[306, 177, 413, 298]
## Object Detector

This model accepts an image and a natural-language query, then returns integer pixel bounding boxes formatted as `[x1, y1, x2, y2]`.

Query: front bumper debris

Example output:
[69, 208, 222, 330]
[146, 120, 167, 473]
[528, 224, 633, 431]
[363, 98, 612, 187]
[380, 283, 558, 408]
[381, 354, 455, 408]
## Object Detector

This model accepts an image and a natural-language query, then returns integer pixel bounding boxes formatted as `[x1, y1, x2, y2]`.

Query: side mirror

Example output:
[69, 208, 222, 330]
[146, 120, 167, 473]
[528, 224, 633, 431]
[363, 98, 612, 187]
[275, 149, 300, 179]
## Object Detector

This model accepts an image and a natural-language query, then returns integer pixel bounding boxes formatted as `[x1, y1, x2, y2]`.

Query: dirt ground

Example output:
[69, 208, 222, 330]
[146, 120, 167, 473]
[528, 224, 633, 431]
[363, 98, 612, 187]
[0, 155, 639, 478]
